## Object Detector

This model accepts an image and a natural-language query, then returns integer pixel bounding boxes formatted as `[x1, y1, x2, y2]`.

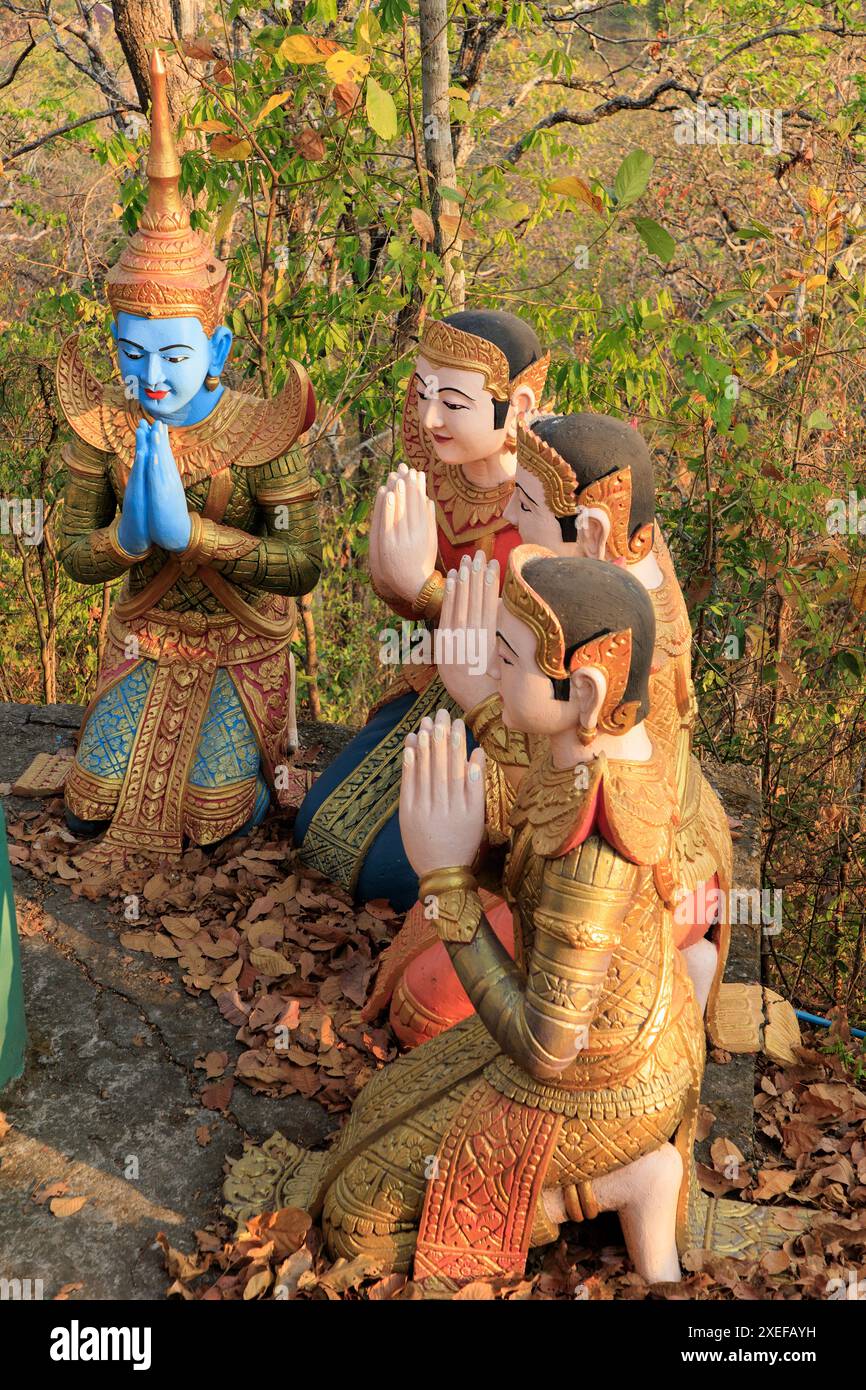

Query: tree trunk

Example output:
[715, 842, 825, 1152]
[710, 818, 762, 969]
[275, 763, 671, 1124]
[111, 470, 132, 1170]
[112, 0, 197, 120]
[418, 0, 465, 308]
[298, 593, 321, 720]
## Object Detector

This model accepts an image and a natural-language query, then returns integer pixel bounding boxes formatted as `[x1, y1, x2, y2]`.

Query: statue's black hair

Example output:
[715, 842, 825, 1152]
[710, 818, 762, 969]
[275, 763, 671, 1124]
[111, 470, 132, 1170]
[520, 555, 655, 715]
[529, 413, 655, 545]
[443, 310, 543, 429]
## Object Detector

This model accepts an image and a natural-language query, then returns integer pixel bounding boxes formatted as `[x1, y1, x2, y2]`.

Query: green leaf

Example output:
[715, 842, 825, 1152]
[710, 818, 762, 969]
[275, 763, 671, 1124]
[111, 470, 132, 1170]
[835, 650, 863, 678]
[807, 408, 834, 430]
[736, 222, 773, 241]
[213, 185, 240, 244]
[613, 150, 653, 209]
[732, 422, 749, 446]
[632, 217, 676, 264]
[365, 77, 397, 141]
[705, 292, 746, 319]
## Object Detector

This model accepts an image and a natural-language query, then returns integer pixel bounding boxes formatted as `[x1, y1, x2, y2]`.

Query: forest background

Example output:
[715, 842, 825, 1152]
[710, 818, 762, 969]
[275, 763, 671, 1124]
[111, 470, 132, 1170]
[0, 0, 864, 1030]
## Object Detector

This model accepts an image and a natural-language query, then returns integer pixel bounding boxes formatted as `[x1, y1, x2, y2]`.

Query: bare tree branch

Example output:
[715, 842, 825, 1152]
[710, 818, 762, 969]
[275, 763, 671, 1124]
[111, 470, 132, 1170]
[0, 24, 36, 89]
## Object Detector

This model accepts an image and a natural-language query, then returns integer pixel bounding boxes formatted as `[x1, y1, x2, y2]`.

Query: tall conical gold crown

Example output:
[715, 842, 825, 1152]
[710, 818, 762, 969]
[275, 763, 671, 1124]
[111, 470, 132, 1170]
[106, 49, 230, 334]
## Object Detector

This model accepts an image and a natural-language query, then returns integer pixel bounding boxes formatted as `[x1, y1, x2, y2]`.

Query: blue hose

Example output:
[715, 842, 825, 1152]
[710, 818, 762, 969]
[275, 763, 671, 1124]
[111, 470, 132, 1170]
[795, 1008, 866, 1040]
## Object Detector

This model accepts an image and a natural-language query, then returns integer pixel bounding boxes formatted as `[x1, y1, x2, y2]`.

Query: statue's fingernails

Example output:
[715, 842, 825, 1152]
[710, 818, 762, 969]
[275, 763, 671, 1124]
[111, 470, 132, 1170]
[468, 765, 482, 782]
[472, 553, 483, 571]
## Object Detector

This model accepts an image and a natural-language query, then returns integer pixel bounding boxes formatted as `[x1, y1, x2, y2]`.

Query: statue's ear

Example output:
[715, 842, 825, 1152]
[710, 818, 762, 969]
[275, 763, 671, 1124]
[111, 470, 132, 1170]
[578, 506, 610, 561]
[209, 325, 233, 374]
[509, 381, 537, 417]
[570, 664, 607, 735]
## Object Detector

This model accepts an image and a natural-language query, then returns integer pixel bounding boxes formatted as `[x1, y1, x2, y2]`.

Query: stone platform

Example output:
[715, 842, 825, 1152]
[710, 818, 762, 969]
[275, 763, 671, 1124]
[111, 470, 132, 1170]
[0, 703, 348, 1300]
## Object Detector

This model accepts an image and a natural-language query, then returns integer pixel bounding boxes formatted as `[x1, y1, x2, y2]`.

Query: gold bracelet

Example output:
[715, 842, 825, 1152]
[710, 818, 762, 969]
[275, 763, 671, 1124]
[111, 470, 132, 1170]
[181, 514, 258, 567]
[411, 570, 445, 621]
[563, 1180, 599, 1224]
[418, 866, 482, 944]
[100, 516, 149, 566]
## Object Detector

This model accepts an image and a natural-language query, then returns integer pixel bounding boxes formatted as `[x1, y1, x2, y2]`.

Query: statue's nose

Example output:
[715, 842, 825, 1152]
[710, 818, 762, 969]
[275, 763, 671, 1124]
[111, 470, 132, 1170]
[422, 398, 443, 429]
[145, 354, 165, 387]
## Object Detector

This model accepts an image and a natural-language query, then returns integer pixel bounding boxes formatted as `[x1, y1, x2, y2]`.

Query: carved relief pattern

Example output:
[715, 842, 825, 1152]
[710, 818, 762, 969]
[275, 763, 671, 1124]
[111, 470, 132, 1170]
[413, 1081, 563, 1284]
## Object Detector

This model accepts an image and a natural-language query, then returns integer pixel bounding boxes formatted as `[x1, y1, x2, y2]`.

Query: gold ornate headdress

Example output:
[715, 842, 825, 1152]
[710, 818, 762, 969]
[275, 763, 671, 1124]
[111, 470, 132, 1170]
[502, 544, 641, 738]
[106, 49, 230, 335]
[418, 319, 550, 402]
[516, 421, 654, 563]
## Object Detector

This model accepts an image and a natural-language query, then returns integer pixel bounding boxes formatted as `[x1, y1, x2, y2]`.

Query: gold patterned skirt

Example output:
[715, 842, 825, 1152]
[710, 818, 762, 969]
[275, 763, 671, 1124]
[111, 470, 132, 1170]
[66, 599, 296, 859]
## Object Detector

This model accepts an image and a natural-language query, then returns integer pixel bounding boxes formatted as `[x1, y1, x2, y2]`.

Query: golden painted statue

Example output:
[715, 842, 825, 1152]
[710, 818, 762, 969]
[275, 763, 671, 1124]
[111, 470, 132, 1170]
[366, 413, 735, 1051]
[55, 51, 321, 863]
[228, 553, 705, 1288]
[293, 310, 549, 908]
[226, 547, 808, 1288]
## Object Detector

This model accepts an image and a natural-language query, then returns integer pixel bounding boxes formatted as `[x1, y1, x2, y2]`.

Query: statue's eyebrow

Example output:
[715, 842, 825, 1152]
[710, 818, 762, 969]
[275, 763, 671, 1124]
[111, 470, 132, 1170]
[496, 629, 519, 656]
[159, 343, 194, 351]
[118, 337, 144, 350]
[413, 372, 476, 401]
[515, 480, 535, 501]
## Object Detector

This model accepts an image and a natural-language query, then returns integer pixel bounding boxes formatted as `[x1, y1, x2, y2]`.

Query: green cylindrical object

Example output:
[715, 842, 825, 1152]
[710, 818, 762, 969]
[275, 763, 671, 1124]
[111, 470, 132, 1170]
[0, 802, 26, 1091]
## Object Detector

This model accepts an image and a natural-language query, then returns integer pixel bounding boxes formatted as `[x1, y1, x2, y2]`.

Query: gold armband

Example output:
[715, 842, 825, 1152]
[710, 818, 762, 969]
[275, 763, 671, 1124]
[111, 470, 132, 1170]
[411, 571, 445, 621]
[535, 838, 636, 950]
[256, 477, 320, 505]
[62, 437, 109, 481]
[418, 866, 482, 944]
[182, 514, 260, 567]
[93, 516, 150, 567]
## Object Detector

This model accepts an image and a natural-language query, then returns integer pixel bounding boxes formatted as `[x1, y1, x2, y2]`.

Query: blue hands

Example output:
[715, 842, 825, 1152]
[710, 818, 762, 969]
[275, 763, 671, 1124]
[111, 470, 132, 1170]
[117, 419, 191, 555]
[117, 420, 151, 556]
[146, 421, 191, 551]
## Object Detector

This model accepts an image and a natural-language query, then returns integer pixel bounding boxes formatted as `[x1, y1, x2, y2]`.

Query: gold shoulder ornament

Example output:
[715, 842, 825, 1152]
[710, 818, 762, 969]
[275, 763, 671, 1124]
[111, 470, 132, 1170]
[510, 744, 676, 868]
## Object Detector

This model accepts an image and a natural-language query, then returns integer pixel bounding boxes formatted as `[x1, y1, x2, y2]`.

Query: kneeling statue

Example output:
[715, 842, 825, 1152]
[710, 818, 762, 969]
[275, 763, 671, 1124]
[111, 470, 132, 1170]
[227, 550, 706, 1291]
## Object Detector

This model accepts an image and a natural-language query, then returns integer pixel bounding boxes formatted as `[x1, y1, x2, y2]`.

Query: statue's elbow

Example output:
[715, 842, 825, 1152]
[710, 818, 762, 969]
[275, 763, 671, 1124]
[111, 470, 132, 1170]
[521, 1051, 572, 1083]
[303, 543, 323, 591]
[506, 1030, 573, 1082]
[59, 547, 84, 583]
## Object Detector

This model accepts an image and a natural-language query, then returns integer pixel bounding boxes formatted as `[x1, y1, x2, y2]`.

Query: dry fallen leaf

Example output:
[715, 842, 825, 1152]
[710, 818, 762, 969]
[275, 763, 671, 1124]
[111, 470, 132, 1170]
[200, 1077, 234, 1111]
[750, 1168, 798, 1200]
[54, 1282, 85, 1300]
[50, 1195, 88, 1219]
[243, 1266, 274, 1299]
